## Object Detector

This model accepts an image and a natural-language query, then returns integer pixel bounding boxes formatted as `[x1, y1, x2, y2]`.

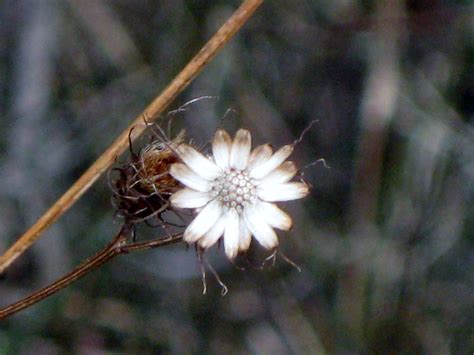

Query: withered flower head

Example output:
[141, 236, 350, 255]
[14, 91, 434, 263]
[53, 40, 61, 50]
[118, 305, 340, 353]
[111, 130, 185, 224]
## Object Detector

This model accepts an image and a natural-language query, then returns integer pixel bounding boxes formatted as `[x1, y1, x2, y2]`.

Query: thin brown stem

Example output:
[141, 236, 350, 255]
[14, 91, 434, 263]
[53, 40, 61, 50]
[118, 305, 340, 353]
[0, 228, 127, 320]
[121, 234, 183, 253]
[0, 226, 183, 320]
[0, 0, 264, 274]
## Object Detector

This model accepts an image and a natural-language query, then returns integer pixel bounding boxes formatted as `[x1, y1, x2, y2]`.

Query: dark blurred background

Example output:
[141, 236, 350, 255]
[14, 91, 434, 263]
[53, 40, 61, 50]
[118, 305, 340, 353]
[0, 0, 473, 353]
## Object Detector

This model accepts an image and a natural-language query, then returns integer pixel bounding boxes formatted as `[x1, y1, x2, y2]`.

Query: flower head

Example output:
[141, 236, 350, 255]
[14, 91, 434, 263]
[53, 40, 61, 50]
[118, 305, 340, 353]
[111, 131, 184, 223]
[170, 129, 309, 260]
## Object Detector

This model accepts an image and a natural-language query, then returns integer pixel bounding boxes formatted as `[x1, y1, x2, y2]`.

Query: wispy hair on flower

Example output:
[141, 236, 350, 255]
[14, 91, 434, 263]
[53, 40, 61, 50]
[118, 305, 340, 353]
[170, 128, 309, 260]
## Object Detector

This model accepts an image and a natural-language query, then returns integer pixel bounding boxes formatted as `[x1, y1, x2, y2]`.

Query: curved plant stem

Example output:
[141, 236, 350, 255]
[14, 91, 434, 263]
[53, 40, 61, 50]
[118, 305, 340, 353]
[0, 226, 183, 320]
[0, 0, 264, 274]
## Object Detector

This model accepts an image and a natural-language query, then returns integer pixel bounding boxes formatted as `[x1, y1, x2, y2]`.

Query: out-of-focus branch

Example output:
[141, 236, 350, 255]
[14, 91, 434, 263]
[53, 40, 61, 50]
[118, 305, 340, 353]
[349, 0, 403, 225]
[341, 0, 404, 341]
[0, 0, 264, 274]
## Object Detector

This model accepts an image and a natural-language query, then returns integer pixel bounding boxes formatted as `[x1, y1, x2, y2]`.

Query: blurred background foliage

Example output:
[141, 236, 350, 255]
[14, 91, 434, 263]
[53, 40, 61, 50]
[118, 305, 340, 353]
[0, 0, 473, 353]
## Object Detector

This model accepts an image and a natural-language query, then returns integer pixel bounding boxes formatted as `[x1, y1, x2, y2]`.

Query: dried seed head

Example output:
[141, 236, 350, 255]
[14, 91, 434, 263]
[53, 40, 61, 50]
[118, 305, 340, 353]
[110, 129, 185, 224]
[138, 130, 185, 192]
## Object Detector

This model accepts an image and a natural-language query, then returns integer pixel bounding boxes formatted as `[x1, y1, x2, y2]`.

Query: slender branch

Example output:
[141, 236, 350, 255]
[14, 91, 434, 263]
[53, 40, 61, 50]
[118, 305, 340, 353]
[0, 0, 264, 274]
[349, 0, 402, 226]
[0, 226, 183, 320]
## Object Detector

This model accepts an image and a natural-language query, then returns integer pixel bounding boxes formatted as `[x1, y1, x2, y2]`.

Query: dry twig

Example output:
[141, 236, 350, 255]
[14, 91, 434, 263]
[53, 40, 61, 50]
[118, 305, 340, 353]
[0, 226, 183, 319]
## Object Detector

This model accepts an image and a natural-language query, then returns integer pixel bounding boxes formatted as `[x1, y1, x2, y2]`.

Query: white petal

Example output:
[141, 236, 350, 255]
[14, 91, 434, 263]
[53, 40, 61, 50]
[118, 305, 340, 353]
[247, 144, 273, 171]
[170, 163, 211, 192]
[224, 209, 240, 260]
[230, 129, 251, 170]
[199, 214, 226, 249]
[170, 188, 211, 209]
[243, 205, 278, 250]
[257, 182, 309, 202]
[257, 161, 297, 185]
[256, 201, 292, 231]
[249, 144, 294, 179]
[238, 219, 252, 252]
[184, 200, 222, 243]
[212, 129, 232, 169]
[177, 144, 221, 180]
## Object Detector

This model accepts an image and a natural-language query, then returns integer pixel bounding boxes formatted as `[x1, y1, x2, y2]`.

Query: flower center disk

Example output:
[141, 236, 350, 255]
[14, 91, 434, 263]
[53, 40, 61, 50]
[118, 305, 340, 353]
[211, 169, 257, 213]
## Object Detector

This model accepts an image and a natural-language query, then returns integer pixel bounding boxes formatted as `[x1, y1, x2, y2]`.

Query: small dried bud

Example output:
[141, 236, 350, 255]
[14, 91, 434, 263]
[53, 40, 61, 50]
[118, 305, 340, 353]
[110, 129, 185, 224]
[138, 130, 185, 192]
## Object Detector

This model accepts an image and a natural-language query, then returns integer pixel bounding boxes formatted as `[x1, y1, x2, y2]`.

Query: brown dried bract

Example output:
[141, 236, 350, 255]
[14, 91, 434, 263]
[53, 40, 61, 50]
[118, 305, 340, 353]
[110, 128, 185, 224]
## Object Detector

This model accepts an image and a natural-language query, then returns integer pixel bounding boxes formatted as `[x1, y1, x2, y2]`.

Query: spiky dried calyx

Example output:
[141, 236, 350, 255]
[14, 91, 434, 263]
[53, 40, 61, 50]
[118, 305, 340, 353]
[110, 130, 185, 224]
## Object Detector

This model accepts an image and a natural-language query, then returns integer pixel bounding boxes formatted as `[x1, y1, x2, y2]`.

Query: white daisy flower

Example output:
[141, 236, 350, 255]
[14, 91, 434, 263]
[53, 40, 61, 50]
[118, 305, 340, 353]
[169, 129, 309, 260]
